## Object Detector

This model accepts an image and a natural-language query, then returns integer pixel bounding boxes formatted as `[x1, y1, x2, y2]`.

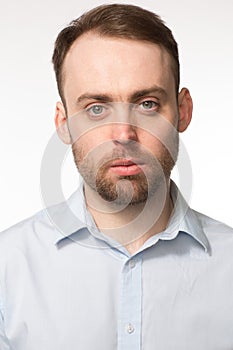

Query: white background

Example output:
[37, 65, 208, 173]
[0, 0, 232, 231]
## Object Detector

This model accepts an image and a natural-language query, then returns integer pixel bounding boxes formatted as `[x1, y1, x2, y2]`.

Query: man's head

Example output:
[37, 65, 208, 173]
[53, 4, 192, 206]
[52, 3, 180, 108]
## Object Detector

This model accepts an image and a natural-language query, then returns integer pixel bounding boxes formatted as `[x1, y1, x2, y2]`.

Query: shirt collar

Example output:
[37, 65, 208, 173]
[50, 180, 210, 254]
[45, 184, 90, 244]
[163, 181, 211, 254]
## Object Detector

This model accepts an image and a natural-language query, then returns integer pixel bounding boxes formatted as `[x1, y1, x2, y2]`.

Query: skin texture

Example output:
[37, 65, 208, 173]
[55, 32, 193, 253]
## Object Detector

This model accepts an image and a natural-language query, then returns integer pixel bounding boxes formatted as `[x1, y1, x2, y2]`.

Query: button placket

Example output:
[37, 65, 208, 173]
[126, 323, 135, 334]
[129, 259, 136, 269]
[117, 256, 142, 349]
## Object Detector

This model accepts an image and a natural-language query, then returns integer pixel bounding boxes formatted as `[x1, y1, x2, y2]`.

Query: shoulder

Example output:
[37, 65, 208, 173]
[192, 209, 233, 255]
[0, 187, 85, 255]
[0, 208, 56, 253]
[193, 209, 233, 234]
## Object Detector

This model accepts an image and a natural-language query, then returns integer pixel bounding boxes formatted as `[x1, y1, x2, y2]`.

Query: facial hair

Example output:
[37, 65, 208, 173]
[72, 138, 179, 206]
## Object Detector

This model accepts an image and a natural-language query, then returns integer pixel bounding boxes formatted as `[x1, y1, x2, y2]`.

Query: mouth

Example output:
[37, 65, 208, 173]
[109, 158, 145, 176]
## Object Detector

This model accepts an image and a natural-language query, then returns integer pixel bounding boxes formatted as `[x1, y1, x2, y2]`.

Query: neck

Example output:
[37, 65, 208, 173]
[84, 179, 173, 255]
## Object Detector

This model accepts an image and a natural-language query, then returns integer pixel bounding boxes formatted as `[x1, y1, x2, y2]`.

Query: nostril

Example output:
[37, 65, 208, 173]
[111, 123, 138, 144]
[113, 138, 136, 145]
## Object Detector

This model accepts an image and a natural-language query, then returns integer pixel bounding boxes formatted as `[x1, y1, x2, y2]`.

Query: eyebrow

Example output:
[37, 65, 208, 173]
[76, 85, 167, 105]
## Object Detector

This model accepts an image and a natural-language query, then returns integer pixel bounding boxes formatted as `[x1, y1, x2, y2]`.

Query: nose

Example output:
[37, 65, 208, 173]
[112, 122, 138, 145]
[111, 105, 138, 145]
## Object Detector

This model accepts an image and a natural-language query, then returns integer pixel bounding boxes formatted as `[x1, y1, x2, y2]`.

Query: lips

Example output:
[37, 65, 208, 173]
[109, 158, 145, 176]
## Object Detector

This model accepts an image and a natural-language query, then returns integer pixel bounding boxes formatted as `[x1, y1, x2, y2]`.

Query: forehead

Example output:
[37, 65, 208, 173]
[63, 32, 175, 101]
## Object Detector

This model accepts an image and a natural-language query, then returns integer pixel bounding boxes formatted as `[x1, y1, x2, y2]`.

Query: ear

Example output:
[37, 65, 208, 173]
[54, 101, 71, 144]
[178, 88, 193, 132]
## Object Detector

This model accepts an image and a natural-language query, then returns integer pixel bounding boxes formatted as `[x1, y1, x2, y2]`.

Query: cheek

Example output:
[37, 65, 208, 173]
[73, 130, 112, 161]
[73, 138, 94, 160]
[139, 133, 163, 154]
[138, 113, 179, 150]
[139, 132, 177, 165]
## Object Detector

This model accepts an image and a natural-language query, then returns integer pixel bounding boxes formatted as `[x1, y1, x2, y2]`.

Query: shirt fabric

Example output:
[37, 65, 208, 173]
[0, 182, 233, 350]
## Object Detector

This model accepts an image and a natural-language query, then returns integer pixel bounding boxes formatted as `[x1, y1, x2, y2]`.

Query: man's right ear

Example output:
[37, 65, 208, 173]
[55, 102, 72, 144]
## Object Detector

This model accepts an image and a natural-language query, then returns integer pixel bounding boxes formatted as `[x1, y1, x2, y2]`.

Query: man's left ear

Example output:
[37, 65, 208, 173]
[178, 88, 193, 132]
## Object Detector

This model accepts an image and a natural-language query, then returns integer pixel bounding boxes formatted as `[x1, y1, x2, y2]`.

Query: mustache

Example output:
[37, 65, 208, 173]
[96, 145, 156, 169]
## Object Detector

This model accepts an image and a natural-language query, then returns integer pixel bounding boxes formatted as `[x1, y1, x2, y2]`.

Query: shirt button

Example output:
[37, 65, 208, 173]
[129, 259, 136, 269]
[126, 323, 135, 334]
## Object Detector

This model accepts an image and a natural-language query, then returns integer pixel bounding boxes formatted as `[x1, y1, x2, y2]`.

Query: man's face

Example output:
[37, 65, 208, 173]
[57, 32, 190, 205]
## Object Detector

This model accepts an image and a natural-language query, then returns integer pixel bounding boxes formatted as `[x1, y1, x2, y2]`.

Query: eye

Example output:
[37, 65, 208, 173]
[86, 104, 108, 119]
[140, 100, 158, 110]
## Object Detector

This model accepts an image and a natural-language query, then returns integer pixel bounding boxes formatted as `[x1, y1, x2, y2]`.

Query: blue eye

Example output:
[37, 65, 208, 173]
[86, 104, 107, 119]
[140, 101, 158, 110]
[136, 100, 159, 116]
[88, 105, 104, 114]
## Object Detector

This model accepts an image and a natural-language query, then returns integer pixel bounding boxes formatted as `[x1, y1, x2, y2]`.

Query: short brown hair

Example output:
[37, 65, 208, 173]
[52, 3, 180, 103]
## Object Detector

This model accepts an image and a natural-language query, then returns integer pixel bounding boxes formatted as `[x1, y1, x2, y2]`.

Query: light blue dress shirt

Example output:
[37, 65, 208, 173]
[0, 182, 233, 350]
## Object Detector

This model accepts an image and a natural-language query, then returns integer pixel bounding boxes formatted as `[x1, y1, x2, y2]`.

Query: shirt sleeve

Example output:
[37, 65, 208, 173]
[0, 309, 11, 350]
[0, 277, 11, 350]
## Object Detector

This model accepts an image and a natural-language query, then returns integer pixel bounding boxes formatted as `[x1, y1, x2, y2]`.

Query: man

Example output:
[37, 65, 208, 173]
[0, 3, 233, 350]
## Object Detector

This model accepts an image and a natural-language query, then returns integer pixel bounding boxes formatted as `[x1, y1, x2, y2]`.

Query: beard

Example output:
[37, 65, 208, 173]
[72, 138, 178, 206]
